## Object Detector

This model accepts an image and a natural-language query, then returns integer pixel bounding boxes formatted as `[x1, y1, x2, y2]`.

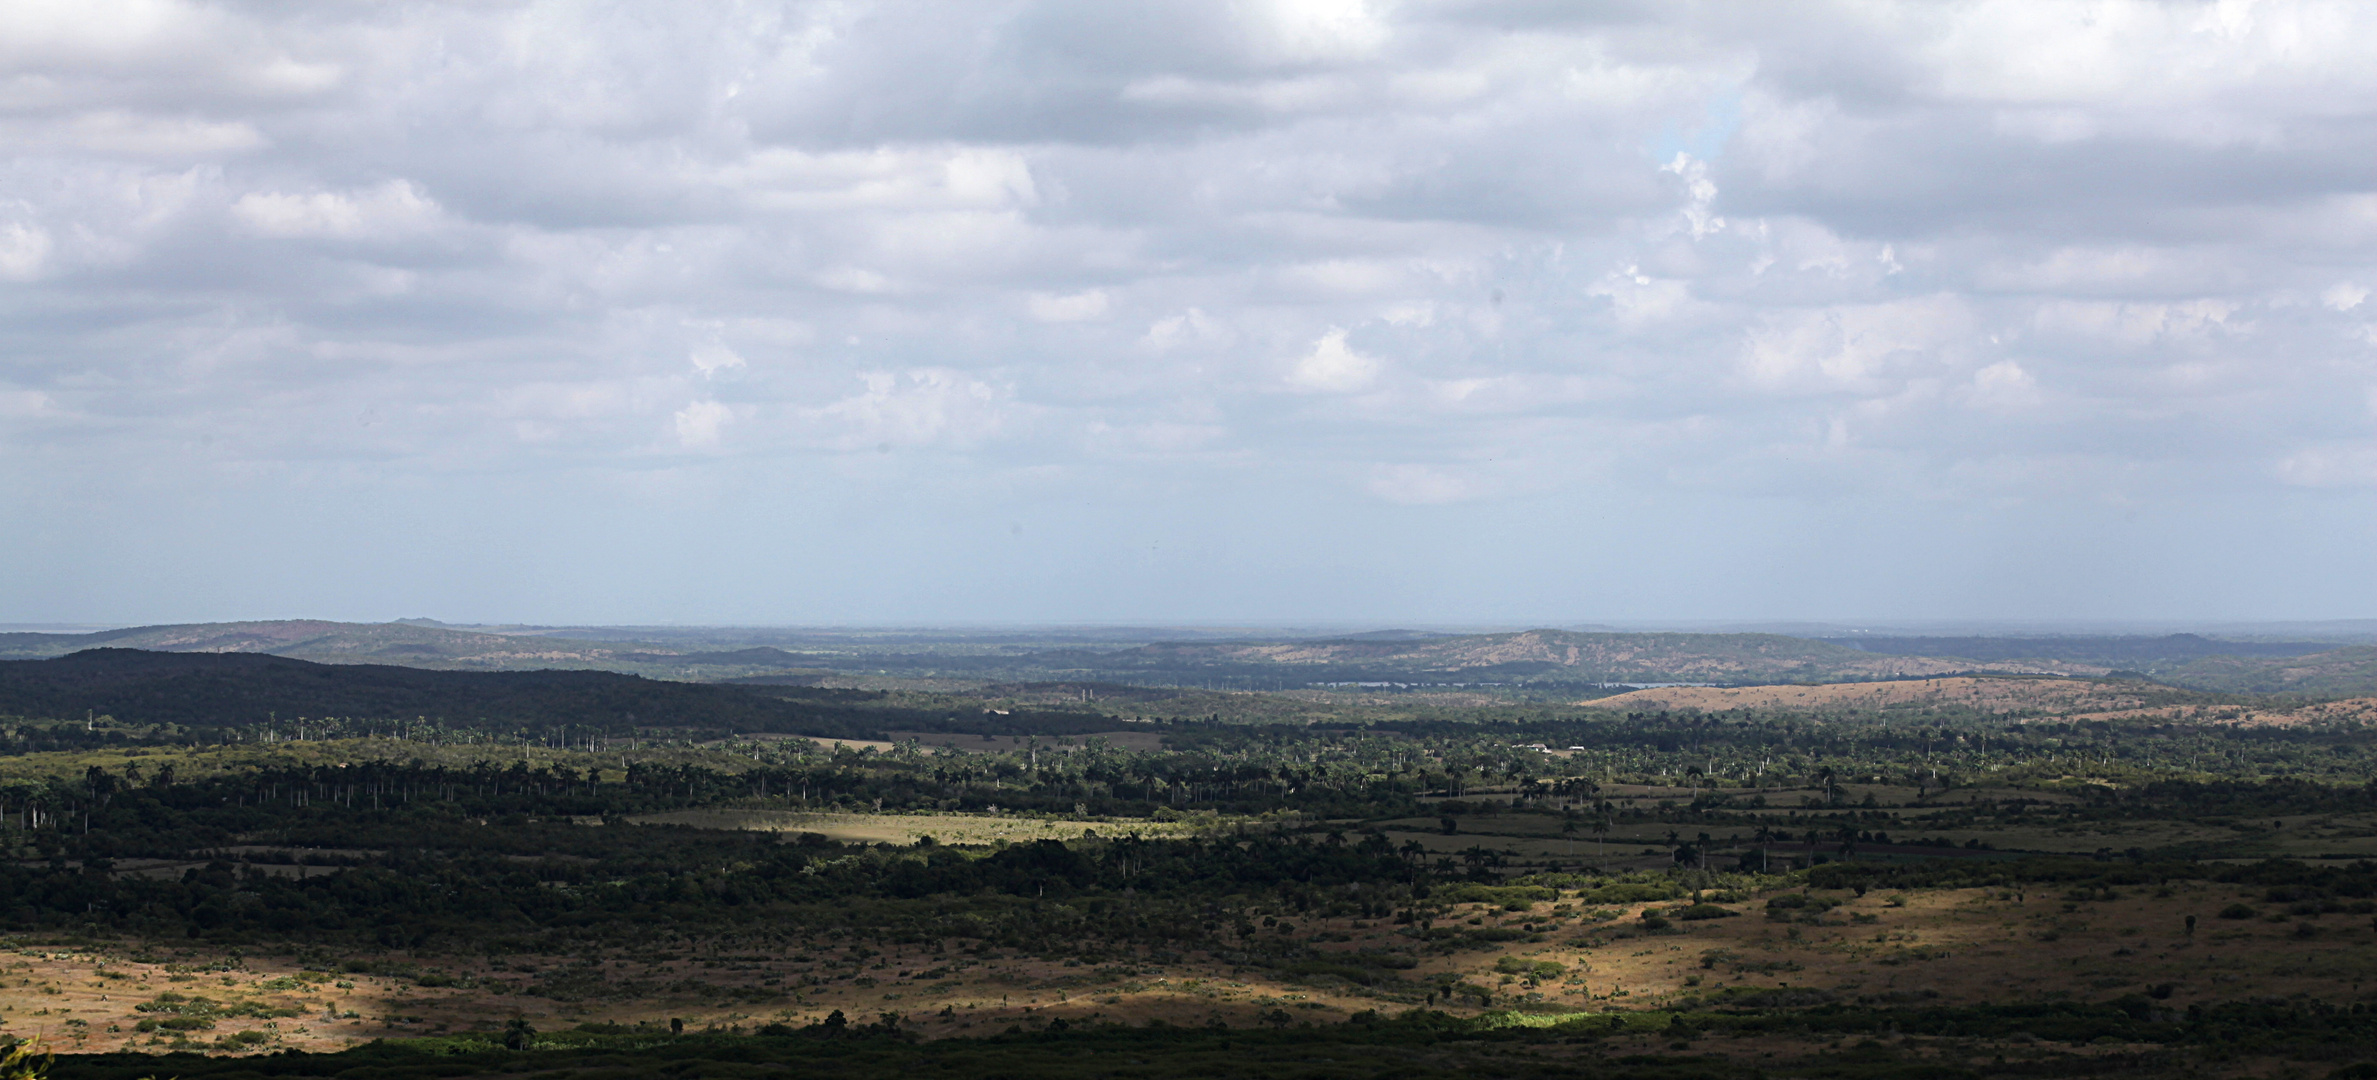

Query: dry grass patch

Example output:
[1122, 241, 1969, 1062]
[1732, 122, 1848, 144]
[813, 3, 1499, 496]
[623, 809, 1209, 845]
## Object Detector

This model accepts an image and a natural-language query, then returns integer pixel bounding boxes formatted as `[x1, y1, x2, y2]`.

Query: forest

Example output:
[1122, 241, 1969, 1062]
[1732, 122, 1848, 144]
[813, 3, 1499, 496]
[0, 648, 2376, 1077]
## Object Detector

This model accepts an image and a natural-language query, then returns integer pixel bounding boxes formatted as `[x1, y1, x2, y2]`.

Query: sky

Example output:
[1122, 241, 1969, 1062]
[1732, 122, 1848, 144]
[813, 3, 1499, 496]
[3, 0, 2375, 628]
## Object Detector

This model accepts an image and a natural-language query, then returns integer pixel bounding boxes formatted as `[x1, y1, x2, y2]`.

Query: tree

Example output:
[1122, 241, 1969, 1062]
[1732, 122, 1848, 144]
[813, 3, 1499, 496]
[503, 1018, 536, 1050]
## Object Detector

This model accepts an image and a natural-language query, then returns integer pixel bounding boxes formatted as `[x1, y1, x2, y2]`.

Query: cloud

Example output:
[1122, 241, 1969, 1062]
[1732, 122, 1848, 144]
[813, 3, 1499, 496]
[232, 181, 442, 240]
[1966, 360, 2041, 411]
[689, 340, 746, 377]
[1287, 327, 1380, 392]
[9, 1, 2377, 622]
[1027, 289, 1108, 322]
[1366, 463, 1476, 504]
[0, 220, 54, 281]
[672, 399, 733, 448]
[811, 369, 1015, 451]
[2277, 444, 2377, 488]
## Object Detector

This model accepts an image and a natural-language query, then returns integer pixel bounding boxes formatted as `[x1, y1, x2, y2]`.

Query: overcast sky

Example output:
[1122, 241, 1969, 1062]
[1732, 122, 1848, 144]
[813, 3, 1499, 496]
[3, 0, 2374, 628]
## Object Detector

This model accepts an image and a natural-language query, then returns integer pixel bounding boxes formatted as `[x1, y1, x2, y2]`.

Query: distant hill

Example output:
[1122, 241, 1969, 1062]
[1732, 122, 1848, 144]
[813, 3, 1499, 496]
[1820, 634, 2377, 696]
[1825, 633, 2338, 666]
[1054, 629, 2059, 685]
[0, 649, 876, 736]
[0, 621, 2113, 690]
[0, 621, 815, 677]
[2146, 646, 2377, 696]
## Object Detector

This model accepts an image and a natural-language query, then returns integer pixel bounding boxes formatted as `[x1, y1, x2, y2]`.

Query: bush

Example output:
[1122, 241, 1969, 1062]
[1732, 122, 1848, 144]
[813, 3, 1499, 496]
[2218, 903, 2259, 920]
[1438, 885, 1556, 907]
[1491, 957, 1564, 979]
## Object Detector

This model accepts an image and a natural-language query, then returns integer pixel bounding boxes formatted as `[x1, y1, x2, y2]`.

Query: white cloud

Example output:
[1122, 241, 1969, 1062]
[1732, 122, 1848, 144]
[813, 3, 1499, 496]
[0, 220, 54, 281]
[1286, 327, 1380, 392]
[689, 341, 746, 377]
[2276, 444, 2377, 488]
[1027, 289, 1108, 322]
[1367, 463, 1476, 505]
[812, 369, 1013, 451]
[232, 181, 441, 240]
[1967, 360, 2041, 411]
[0, 387, 57, 418]
[1743, 296, 1976, 392]
[672, 399, 733, 448]
[13, 2, 2377, 620]
[1144, 308, 1230, 348]
[1661, 152, 1724, 239]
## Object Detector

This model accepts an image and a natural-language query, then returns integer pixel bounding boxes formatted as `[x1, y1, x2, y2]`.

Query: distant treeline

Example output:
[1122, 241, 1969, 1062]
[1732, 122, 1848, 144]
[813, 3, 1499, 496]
[0, 650, 1140, 741]
[1826, 633, 2338, 664]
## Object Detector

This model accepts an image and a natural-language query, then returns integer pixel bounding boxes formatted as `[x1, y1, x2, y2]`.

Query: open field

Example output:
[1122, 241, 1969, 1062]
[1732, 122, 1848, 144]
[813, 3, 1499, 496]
[1581, 676, 2149, 715]
[10, 877, 2369, 1060]
[883, 731, 1170, 753]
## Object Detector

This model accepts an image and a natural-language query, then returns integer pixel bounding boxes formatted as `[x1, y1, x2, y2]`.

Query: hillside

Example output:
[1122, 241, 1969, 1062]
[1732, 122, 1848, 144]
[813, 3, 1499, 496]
[2149, 645, 2377, 696]
[0, 649, 876, 736]
[1825, 632, 2340, 666]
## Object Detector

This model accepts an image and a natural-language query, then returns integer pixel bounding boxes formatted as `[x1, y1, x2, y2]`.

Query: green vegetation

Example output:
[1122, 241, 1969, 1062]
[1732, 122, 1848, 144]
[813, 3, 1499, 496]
[1, 645, 2376, 1076]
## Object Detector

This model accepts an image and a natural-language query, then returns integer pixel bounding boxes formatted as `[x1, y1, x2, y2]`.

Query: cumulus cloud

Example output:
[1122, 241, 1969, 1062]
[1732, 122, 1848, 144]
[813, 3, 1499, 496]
[811, 369, 1016, 451]
[232, 181, 442, 240]
[7, 0, 2377, 621]
[0, 220, 53, 281]
[1287, 327, 1380, 392]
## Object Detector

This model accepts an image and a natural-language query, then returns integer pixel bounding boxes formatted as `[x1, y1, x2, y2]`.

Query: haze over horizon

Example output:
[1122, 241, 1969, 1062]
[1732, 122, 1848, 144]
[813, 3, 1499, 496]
[5, 1, 2376, 627]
